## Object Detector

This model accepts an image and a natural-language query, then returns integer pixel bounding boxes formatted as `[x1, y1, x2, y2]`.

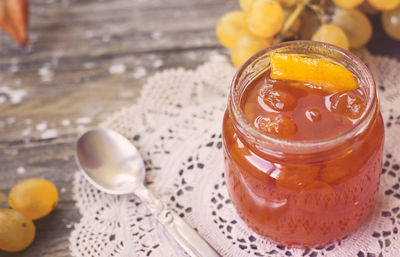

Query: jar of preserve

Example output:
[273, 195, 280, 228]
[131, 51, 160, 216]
[222, 41, 384, 248]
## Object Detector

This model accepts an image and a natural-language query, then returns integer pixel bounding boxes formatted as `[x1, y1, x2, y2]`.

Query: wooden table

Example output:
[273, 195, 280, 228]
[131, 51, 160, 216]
[0, 1, 399, 256]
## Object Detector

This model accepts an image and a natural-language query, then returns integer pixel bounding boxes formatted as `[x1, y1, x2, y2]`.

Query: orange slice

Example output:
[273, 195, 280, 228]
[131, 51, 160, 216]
[270, 53, 358, 93]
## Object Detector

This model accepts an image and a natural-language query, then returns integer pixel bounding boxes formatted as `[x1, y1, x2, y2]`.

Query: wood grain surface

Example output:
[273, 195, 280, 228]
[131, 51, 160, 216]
[0, 0, 399, 256]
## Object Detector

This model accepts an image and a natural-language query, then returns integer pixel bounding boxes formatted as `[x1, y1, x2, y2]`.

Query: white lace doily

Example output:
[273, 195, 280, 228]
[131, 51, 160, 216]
[70, 52, 400, 257]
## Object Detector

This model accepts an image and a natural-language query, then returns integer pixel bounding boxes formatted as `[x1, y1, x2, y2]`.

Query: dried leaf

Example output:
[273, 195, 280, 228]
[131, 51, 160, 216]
[0, 0, 29, 46]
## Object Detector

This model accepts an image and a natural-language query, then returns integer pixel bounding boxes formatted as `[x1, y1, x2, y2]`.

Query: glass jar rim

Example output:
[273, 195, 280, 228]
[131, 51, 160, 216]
[229, 40, 378, 155]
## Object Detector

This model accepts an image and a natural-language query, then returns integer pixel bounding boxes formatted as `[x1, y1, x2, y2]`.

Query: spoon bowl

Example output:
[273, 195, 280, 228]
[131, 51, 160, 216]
[75, 128, 145, 195]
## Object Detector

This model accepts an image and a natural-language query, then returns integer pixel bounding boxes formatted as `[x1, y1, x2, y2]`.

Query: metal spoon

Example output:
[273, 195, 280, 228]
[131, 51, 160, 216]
[75, 128, 219, 257]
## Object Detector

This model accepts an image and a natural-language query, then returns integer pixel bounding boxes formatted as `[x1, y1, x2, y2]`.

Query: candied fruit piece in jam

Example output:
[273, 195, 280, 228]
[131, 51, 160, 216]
[255, 114, 297, 139]
[328, 91, 366, 119]
[305, 108, 322, 122]
[242, 102, 258, 123]
[230, 142, 276, 177]
[230, 141, 249, 166]
[275, 165, 320, 191]
[261, 87, 297, 111]
[320, 166, 350, 184]
[295, 181, 335, 212]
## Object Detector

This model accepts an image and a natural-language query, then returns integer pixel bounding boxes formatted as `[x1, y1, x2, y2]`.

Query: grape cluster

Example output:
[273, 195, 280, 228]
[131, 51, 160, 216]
[216, 0, 400, 67]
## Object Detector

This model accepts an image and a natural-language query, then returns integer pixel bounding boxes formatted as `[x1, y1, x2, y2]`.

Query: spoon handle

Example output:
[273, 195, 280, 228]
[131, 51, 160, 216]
[136, 186, 220, 257]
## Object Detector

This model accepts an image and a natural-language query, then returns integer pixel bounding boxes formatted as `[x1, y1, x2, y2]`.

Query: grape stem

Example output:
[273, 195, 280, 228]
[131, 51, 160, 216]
[274, 0, 311, 44]
[306, 3, 326, 24]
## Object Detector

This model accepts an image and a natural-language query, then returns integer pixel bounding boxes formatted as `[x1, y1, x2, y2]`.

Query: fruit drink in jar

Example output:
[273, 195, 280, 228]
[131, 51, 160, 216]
[222, 41, 384, 248]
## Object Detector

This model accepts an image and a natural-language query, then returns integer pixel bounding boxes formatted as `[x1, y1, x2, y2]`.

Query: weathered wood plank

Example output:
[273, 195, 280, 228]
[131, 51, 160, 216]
[0, 0, 399, 256]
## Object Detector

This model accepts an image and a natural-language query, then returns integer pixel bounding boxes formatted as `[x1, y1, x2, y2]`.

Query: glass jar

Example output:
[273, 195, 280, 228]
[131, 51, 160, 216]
[222, 41, 384, 248]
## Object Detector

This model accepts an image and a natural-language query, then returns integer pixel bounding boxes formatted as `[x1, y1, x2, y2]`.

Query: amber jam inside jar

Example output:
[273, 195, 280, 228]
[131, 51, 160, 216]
[222, 41, 384, 248]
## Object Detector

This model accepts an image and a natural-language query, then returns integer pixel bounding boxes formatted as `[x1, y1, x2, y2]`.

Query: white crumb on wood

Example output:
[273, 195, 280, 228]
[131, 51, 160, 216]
[36, 122, 48, 131]
[76, 117, 92, 124]
[0, 86, 28, 104]
[61, 119, 71, 126]
[108, 63, 126, 74]
[132, 67, 147, 79]
[38, 65, 54, 82]
[152, 59, 163, 68]
[40, 129, 58, 139]
[16, 166, 26, 174]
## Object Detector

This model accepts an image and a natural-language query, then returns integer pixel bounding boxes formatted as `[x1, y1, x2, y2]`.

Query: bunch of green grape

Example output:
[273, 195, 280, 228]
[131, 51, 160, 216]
[216, 0, 400, 67]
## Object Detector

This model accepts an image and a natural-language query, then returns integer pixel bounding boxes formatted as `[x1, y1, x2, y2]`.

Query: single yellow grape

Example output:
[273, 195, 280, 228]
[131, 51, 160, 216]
[332, 0, 363, 9]
[9, 178, 58, 220]
[367, 0, 400, 11]
[0, 209, 36, 252]
[216, 11, 251, 49]
[382, 6, 400, 40]
[231, 35, 271, 67]
[239, 0, 256, 12]
[312, 24, 349, 50]
[332, 8, 372, 48]
[247, 0, 284, 38]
